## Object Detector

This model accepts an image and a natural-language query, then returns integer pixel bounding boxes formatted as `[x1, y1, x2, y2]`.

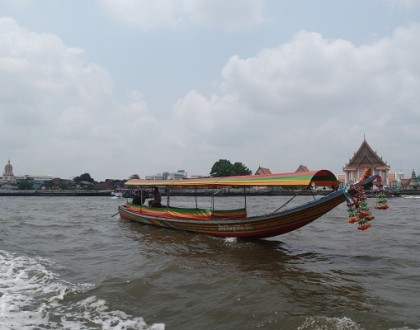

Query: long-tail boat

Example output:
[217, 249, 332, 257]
[118, 170, 377, 238]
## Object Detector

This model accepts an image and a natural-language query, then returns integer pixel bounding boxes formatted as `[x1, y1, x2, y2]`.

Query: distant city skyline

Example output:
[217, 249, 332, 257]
[2, 155, 417, 183]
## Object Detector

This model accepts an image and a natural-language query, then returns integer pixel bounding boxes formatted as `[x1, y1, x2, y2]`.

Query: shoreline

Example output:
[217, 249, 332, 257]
[0, 189, 417, 197]
[0, 190, 112, 197]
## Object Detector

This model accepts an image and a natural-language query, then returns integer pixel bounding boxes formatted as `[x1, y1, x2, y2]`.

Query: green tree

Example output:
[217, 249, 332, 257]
[210, 159, 233, 177]
[210, 159, 252, 177]
[43, 180, 53, 189]
[232, 162, 252, 176]
[74, 173, 94, 183]
[59, 182, 69, 190]
[18, 179, 34, 190]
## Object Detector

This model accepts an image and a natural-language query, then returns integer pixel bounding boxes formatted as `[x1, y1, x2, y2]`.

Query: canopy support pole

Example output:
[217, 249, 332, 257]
[273, 186, 311, 213]
[140, 188, 144, 210]
[211, 188, 220, 212]
[195, 187, 198, 209]
[309, 186, 317, 200]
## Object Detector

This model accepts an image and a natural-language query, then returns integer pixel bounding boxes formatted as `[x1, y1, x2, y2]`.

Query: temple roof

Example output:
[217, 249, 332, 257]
[344, 138, 390, 171]
[296, 164, 309, 172]
[255, 166, 271, 175]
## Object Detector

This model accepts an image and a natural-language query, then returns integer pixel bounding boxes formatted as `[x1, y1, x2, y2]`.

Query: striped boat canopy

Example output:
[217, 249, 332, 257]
[124, 170, 339, 187]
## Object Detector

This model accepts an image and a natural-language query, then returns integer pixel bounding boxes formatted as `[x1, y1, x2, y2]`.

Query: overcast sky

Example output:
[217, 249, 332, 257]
[1, 0, 419, 181]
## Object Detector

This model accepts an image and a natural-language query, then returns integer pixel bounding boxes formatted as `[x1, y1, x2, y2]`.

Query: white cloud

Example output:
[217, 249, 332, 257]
[98, 0, 264, 31]
[0, 18, 159, 179]
[1, 14, 420, 179]
[169, 23, 420, 174]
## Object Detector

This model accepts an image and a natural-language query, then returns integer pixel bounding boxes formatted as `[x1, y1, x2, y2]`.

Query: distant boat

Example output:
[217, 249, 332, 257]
[112, 188, 134, 198]
[402, 195, 420, 199]
[117, 170, 378, 238]
[111, 189, 123, 198]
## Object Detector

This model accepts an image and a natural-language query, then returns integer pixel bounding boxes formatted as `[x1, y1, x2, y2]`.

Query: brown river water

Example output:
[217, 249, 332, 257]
[0, 195, 419, 329]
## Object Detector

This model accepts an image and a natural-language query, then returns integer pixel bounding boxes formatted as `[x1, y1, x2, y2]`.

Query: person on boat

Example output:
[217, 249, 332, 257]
[132, 190, 148, 205]
[132, 190, 142, 205]
[148, 187, 162, 207]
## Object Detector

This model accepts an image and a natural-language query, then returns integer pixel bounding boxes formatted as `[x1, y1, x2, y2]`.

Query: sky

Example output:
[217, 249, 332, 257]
[1, 0, 420, 181]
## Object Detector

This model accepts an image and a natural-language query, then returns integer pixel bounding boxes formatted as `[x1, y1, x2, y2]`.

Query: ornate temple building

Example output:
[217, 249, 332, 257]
[343, 138, 390, 184]
[0, 160, 17, 184]
[408, 169, 419, 189]
[255, 166, 271, 175]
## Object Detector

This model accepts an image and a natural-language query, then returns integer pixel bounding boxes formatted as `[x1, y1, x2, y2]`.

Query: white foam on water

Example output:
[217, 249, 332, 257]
[297, 316, 420, 330]
[223, 237, 237, 244]
[297, 316, 361, 330]
[0, 250, 165, 330]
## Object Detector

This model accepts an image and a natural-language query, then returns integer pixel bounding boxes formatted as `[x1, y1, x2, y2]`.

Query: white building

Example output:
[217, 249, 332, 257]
[0, 160, 16, 184]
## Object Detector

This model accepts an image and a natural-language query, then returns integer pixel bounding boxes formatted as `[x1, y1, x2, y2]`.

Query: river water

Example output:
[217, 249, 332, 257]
[0, 195, 419, 329]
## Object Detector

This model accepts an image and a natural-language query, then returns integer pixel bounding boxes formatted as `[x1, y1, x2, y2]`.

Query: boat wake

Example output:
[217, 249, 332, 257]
[0, 249, 164, 330]
[297, 316, 360, 329]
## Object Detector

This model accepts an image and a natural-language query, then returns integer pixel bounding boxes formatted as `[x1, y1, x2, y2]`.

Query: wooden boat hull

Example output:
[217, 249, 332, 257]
[120, 190, 347, 238]
[118, 175, 377, 238]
